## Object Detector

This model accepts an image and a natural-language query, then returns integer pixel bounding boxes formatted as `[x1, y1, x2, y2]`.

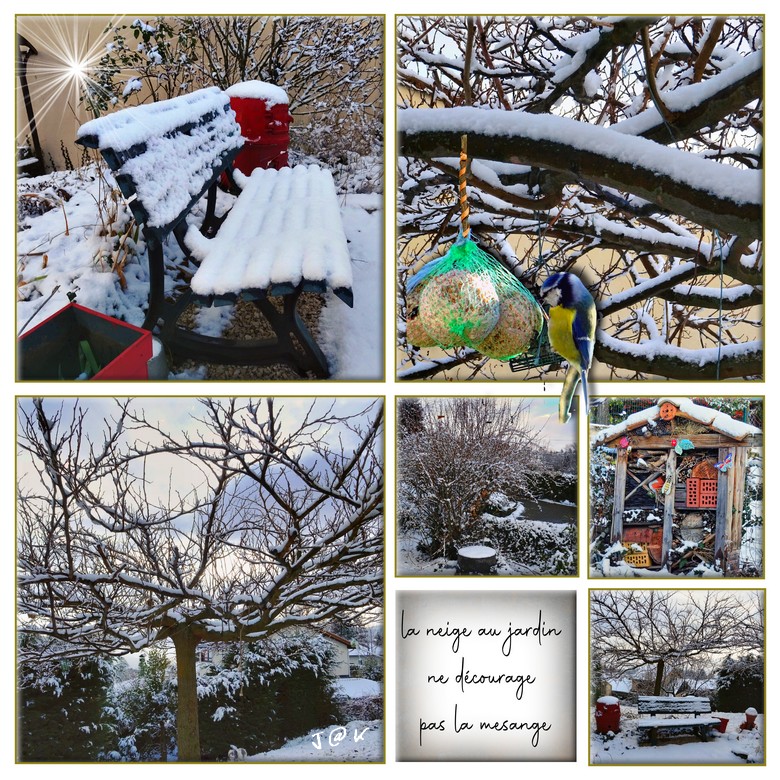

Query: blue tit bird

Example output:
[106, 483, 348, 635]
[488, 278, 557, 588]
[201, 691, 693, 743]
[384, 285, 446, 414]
[539, 272, 596, 424]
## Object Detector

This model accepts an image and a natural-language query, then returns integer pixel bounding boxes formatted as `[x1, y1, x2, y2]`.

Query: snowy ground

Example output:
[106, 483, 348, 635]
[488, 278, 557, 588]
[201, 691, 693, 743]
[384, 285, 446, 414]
[590, 706, 764, 765]
[17, 161, 382, 379]
[317, 193, 383, 379]
[249, 719, 382, 762]
[589, 559, 727, 579]
[333, 678, 382, 698]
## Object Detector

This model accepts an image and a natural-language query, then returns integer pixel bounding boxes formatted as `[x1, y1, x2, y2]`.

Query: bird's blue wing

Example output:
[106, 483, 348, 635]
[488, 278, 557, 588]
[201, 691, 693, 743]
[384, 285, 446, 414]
[572, 303, 596, 414]
[572, 305, 596, 370]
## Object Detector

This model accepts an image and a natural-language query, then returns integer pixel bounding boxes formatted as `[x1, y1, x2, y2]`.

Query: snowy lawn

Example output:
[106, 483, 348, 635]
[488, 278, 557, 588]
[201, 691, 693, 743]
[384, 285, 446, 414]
[591, 706, 764, 765]
[249, 719, 382, 762]
[17, 162, 382, 379]
[333, 678, 382, 698]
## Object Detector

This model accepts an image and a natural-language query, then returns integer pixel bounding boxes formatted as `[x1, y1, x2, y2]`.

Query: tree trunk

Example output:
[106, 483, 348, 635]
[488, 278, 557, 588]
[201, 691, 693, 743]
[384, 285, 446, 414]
[653, 659, 665, 696]
[172, 627, 201, 762]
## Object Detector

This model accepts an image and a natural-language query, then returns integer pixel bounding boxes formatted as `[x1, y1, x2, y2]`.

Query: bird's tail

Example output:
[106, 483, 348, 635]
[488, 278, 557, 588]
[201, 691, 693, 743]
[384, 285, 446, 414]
[581, 368, 590, 414]
[559, 365, 580, 424]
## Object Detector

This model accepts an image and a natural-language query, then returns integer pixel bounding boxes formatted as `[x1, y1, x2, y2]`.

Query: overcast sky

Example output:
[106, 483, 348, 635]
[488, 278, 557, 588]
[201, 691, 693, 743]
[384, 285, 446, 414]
[16, 396, 383, 501]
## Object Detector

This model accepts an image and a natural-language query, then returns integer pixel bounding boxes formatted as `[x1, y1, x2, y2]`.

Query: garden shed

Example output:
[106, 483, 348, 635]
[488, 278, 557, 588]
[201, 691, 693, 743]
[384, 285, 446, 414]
[593, 398, 762, 574]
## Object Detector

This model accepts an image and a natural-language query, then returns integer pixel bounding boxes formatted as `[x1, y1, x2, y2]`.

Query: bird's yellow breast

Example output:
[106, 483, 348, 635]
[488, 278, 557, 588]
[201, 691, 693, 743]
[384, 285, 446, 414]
[548, 305, 581, 365]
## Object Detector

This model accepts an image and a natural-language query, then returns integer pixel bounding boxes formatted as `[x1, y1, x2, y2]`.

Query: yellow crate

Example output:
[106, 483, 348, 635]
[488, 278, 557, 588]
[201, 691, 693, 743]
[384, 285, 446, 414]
[623, 543, 652, 568]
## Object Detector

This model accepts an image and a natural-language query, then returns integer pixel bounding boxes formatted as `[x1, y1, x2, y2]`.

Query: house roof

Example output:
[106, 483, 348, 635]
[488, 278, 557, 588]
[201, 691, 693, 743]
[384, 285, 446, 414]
[320, 629, 352, 648]
[607, 677, 632, 693]
[594, 397, 761, 445]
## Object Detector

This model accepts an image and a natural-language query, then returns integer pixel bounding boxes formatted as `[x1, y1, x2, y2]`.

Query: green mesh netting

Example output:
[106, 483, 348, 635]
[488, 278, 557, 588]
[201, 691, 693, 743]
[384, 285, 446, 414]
[409, 235, 543, 360]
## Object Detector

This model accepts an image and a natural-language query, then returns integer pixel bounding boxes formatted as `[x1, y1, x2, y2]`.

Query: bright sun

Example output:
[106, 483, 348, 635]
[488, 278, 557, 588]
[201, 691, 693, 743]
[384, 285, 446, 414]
[17, 15, 126, 143]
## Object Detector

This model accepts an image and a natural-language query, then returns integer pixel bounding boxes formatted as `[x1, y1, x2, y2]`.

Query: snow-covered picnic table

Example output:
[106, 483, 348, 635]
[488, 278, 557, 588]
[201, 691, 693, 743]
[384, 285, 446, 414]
[76, 85, 353, 377]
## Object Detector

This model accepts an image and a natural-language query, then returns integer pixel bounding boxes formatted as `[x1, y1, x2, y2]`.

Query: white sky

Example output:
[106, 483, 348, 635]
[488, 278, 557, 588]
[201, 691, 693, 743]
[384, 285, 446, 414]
[411, 396, 575, 451]
[16, 396, 383, 504]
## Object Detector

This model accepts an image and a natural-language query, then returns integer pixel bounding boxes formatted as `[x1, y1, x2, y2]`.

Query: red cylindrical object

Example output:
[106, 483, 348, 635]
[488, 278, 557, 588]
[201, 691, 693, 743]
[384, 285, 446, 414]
[740, 707, 758, 730]
[595, 697, 621, 734]
[229, 95, 293, 174]
[715, 717, 729, 733]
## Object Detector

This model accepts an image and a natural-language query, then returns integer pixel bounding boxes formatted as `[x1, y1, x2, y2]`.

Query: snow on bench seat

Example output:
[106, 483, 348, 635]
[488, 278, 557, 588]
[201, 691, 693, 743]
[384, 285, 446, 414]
[185, 164, 353, 306]
[636, 716, 721, 729]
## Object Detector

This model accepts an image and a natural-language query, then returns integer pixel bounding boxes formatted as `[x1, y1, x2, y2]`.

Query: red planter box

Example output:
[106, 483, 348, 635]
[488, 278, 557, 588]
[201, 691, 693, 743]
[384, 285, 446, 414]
[18, 303, 151, 380]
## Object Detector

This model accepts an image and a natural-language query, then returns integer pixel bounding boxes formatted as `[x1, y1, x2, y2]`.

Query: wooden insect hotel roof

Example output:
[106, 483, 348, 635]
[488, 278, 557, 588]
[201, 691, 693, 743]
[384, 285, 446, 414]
[593, 398, 762, 447]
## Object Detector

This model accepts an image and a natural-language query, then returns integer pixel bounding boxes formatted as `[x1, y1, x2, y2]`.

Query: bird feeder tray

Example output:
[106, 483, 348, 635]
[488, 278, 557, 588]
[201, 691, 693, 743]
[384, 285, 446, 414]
[508, 323, 562, 371]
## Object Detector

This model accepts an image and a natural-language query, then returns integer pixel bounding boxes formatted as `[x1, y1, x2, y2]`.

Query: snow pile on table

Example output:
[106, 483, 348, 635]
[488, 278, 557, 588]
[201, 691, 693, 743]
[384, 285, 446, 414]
[458, 544, 496, 558]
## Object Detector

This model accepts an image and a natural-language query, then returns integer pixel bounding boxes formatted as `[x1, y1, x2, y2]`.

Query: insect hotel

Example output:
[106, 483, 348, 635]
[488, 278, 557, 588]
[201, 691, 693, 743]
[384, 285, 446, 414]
[592, 398, 762, 574]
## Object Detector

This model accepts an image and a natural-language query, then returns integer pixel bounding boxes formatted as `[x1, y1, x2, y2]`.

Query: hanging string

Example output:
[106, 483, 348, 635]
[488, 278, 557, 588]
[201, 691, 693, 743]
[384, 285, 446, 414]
[459, 134, 470, 239]
[533, 211, 547, 365]
[715, 229, 724, 380]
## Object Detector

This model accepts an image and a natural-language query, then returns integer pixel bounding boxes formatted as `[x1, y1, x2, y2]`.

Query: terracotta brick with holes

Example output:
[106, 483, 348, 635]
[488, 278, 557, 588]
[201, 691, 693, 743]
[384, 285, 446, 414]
[686, 477, 718, 509]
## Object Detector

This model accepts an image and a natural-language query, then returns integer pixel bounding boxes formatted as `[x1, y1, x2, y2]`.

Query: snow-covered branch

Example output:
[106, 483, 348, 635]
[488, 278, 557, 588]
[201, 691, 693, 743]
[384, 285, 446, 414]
[399, 107, 761, 239]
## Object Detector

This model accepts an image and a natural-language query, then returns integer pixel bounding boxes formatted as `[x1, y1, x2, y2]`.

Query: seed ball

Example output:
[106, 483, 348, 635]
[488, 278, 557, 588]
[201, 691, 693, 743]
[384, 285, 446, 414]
[419, 269, 500, 347]
[405, 288, 439, 348]
[475, 291, 543, 360]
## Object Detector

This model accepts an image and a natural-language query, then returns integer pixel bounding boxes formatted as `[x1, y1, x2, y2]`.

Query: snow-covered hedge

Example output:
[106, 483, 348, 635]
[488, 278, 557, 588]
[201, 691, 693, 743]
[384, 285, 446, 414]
[196, 634, 341, 759]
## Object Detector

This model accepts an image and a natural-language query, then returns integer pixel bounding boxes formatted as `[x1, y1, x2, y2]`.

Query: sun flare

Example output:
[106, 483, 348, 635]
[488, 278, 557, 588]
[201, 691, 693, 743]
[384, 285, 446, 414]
[17, 15, 127, 144]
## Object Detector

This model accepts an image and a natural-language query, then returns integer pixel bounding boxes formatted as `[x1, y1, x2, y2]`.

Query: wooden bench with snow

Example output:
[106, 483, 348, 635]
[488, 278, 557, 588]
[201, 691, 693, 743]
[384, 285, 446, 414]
[76, 86, 353, 378]
[636, 696, 721, 746]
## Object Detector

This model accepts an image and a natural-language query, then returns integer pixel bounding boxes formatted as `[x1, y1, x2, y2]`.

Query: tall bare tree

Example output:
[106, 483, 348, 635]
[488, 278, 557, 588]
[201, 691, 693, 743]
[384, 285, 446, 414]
[17, 397, 383, 761]
[590, 589, 763, 695]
